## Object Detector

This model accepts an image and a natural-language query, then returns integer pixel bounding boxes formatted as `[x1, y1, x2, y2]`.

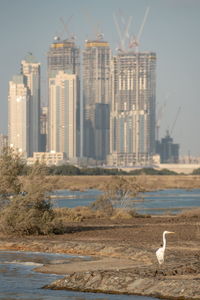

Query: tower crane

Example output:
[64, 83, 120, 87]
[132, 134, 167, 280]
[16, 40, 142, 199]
[170, 106, 181, 136]
[113, 11, 132, 52]
[59, 15, 76, 41]
[82, 10, 103, 41]
[129, 6, 150, 52]
[156, 101, 167, 141]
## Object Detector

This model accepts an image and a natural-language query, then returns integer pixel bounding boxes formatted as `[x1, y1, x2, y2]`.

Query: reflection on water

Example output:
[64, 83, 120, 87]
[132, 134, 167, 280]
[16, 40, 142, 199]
[52, 188, 200, 214]
[0, 251, 158, 300]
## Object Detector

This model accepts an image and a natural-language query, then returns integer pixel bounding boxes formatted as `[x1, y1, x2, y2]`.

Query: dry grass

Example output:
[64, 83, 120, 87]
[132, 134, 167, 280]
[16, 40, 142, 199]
[110, 208, 137, 220]
[177, 208, 200, 241]
[178, 207, 200, 218]
[54, 206, 105, 222]
[45, 175, 200, 191]
[53, 206, 142, 223]
[19, 175, 200, 192]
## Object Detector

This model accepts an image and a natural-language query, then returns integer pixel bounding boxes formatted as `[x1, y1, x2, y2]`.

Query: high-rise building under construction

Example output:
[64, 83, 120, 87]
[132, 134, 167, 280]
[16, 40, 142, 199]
[108, 51, 156, 166]
[47, 37, 80, 77]
[47, 37, 80, 159]
[82, 36, 111, 161]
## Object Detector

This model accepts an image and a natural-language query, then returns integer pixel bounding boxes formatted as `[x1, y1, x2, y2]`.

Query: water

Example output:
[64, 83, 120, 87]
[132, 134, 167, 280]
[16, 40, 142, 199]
[0, 251, 158, 300]
[2, 188, 197, 299]
[52, 188, 200, 214]
[137, 188, 200, 214]
[51, 189, 102, 208]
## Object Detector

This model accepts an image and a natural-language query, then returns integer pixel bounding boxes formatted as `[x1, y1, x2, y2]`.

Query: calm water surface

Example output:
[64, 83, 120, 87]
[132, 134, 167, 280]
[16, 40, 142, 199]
[0, 251, 158, 300]
[52, 188, 200, 214]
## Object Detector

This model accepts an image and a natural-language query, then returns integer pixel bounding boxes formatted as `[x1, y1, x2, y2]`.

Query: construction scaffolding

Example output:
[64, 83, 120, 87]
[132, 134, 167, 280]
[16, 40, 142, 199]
[109, 51, 156, 166]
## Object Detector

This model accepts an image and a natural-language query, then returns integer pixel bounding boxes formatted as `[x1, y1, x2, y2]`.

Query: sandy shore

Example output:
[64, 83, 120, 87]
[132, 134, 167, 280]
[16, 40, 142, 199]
[35, 256, 135, 274]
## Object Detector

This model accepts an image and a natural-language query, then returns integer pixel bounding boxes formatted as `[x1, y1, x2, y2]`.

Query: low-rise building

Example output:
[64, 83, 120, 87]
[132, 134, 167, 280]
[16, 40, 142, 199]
[27, 151, 66, 166]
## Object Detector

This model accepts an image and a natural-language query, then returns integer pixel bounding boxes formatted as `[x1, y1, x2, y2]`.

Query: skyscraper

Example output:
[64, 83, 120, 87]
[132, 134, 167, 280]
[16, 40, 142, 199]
[21, 53, 41, 156]
[48, 71, 79, 159]
[82, 36, 111, 161]
[47, 37, 80, 77]
[108, 51, 156, 166]
[8, 75, 30, 156]
[47, 37, 80, 159]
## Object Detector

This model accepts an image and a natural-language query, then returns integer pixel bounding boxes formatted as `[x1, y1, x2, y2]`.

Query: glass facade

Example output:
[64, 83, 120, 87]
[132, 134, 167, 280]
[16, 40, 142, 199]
[83, 39, 111, 161]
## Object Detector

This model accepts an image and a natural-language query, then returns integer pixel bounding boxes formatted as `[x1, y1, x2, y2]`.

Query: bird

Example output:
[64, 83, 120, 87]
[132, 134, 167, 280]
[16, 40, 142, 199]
[156, 231, 175, 265]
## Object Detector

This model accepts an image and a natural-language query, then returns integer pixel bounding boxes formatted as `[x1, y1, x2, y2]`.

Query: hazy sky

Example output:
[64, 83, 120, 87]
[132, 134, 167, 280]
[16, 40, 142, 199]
[0, 0, 200, 156]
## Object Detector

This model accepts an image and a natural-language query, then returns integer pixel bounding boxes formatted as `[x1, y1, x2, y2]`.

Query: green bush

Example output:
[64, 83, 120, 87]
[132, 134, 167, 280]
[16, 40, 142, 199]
[192, 168, 200, 175]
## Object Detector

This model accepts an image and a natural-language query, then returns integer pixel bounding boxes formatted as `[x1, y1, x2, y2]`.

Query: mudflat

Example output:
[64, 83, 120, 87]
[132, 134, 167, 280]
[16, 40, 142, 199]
[1, 214, 199, 258]
[1, 214, 200, 299]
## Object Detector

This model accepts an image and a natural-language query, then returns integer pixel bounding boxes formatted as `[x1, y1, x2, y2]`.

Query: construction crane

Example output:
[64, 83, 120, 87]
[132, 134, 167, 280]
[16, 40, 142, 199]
[59, 15, 76, 41]
[82, 10, 103, 41]
[170, 106, 181, 136]
[129, 6, 150, 52]
[113, 10, 132, 52]
[156, 101, 167, 141]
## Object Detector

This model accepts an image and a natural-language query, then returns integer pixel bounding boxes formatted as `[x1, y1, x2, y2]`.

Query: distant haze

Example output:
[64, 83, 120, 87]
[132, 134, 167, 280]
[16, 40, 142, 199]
[0, 0, 200, 156]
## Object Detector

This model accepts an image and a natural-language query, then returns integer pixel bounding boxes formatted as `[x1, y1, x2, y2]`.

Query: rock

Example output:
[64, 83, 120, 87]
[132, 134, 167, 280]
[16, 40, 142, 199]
[43, 262, 200, 300]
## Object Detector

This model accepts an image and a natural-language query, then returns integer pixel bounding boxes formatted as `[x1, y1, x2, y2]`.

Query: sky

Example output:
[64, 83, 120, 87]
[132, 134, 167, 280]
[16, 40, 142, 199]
[0, 0, 200, 156]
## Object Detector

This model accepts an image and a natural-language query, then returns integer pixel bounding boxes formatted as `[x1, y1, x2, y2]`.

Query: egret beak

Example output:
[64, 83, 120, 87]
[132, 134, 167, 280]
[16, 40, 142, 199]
[168, 231, 175, 234]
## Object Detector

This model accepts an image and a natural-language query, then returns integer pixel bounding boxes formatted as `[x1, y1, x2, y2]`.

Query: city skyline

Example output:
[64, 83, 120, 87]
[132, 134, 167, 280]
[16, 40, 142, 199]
[1, 0, 200, 156]
[7, 34, 157, 165]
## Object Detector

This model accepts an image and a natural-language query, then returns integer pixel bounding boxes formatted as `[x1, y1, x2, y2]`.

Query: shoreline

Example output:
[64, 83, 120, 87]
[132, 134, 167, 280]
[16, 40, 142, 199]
[1, 247, 200, 300]
[2, 242, 199, 300]
[1, 214, 200, 300]
[1, 173, 200, 300]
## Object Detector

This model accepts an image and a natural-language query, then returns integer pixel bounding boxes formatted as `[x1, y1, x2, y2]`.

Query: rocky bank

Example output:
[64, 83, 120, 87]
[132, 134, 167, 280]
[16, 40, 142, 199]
[40, 245, 200, 300]
[44, 267, 200, 300]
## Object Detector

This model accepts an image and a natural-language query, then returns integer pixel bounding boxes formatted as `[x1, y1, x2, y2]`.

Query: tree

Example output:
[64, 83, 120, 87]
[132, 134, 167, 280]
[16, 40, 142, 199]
[0, 152, 62, 235]
[91, 176, 144, 214]
[0, 147, 25, 207]
[192, 168, 200, 175]
[104, 176, 144, 208]
[49, 164, 80, 175]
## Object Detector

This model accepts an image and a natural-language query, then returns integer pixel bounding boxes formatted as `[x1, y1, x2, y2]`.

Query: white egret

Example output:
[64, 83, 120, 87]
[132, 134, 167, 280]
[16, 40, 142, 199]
[156, 231, 175, 265]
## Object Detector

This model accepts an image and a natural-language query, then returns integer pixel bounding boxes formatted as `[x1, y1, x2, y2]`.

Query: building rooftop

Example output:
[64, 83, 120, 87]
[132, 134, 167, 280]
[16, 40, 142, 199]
[12, 74, 25, 84]
[51, 36, 76, 48]
[85, 40, 109, 48]
[23, 52, 38, 64]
